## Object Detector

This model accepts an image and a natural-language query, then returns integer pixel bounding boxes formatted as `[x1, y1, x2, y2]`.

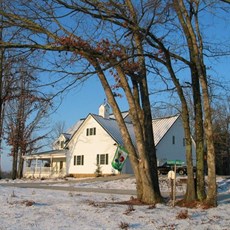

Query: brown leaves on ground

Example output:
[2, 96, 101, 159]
[102, 196, 158, 209]
[119, 221, 129, 230]
[123, 204, 135, 215]
[176, 199, 216, 209]
[23, 200, 35, 206]
[7, 199, 35, 207]
[112, 197, 145, 205]
[176, 209, 189, 219]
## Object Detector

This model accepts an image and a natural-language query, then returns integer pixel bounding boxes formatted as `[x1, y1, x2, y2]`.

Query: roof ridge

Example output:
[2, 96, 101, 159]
[152, 114, 180, 121]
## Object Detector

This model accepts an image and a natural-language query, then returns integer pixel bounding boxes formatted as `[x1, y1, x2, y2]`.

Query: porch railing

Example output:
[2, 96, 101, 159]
[24, 167, 66, 178]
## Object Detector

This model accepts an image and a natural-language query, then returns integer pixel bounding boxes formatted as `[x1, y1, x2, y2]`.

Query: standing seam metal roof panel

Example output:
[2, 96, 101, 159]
[66, 113, 180, 148]
[91, 114, 136, 146]
[152, 115, 180, 146]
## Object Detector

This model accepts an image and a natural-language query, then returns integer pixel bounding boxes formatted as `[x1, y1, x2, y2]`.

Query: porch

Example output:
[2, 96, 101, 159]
[23, 150, 67, 179]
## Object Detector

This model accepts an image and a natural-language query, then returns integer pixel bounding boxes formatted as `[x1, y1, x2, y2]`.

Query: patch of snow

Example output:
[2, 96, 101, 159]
[0, 176, 229, 229]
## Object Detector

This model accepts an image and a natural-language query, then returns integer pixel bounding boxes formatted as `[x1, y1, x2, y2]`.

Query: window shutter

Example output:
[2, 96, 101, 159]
[96, 154, 99, 165]
[74, 156, 76, 165]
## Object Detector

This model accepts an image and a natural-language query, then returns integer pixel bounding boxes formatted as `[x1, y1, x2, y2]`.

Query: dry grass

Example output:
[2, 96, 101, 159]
[123, 204, 135, 215]
[7, 199, 35, 206]
[176, 209, 189, 219]
[119, 221, 129, 229]
[86, 200, 107, 208]
[176, 199, 216, 209]
[148, 204, 156, 209]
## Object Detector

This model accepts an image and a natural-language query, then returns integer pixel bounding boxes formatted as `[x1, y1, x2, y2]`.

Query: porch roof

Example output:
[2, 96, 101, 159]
[23, 150, 67, 160]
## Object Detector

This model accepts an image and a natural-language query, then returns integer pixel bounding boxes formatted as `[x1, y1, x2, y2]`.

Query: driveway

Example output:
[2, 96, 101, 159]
[0, 174, 196, 198]
[0, 174, 137, 196]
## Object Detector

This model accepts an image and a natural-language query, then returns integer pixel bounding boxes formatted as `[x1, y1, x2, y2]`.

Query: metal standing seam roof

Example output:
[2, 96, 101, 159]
[91, 114, 136, 146]
[91, 114, 180, 147]
[152, 114, 180, 145]
[65, 113, 180, 148]
[109, 111, 130, 120]
[66, 119, 84, 137]
[31, 114, 180, 158]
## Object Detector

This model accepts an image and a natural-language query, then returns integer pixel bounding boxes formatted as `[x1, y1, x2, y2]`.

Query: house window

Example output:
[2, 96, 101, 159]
[60, 141, 64, 148]
[86, 127, 96, 136]
[183, 138, 186, 146]
[172, 135, 175, 145]
[77, 155, 84, 165]
[97, 154, 109, 165]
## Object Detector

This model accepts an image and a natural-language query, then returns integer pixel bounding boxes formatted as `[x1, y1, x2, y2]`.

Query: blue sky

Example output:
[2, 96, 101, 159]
[50, 75, 129, 130]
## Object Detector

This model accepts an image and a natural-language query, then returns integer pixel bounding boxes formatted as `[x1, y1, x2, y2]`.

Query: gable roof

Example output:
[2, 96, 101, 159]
[109, 111, 130, 122]
[67, 113, 180, 148]
[91, 114, 135, 146]
[67, 119, 84, 136]
[152, 114, 180, 145]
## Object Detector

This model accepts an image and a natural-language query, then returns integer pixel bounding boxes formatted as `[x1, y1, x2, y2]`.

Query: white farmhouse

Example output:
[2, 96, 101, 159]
[23, 103, 195, 178]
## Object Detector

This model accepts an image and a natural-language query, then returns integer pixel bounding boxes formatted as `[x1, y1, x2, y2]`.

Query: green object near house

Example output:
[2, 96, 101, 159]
[167, 160, 185, 165]
[111, 146, 128, 172]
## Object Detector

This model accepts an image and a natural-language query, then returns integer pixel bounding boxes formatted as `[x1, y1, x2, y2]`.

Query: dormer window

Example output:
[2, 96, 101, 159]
[60, 141, 64, 148]
[86, 127, 96, 136]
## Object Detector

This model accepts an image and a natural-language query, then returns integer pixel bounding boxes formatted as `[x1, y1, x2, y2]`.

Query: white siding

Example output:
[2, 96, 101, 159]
[67, 116, 119, 175]
[156, 118, 196, 166]
[65, 114, 195, 175]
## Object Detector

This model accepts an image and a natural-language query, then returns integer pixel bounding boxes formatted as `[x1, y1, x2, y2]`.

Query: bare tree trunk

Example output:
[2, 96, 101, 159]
[191, 67, 206, 201]
[161, 47, 196, 202]
[173, 0, 217, 206]
[172, 0, 209, 203]
[0, 0, 4, 179]
[191, 1, 217, 206]
[11, 144, 18, 179]
[126, 0, 162, 202]
[17, 147, 25, 178]
[198, 67, 217, 206]
[17, 74, 26, 179]
[90, 58, 163, 204]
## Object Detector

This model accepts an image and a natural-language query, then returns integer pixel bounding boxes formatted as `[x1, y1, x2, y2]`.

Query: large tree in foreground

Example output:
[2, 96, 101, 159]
[173, 0, 217, 206]
[0, 0, 163, 203]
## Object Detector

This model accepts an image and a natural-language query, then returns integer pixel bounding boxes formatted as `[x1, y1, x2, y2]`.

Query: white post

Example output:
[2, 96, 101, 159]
[168, 170, 176, 205]
[35, 158, 38, 178]
[50, 156, 53, 177]
[173, 164, 177, 207]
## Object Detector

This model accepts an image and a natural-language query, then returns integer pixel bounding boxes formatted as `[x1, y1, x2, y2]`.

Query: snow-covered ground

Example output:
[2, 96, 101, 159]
[0, 176, 229, 230]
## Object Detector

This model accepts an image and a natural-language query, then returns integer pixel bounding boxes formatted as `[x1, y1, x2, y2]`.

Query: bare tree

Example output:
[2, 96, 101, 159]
[51, 121, 66, 139]
[172, 0, 218, 206]
[4, 56, 52, 179]
[48, 120, 66, 149]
